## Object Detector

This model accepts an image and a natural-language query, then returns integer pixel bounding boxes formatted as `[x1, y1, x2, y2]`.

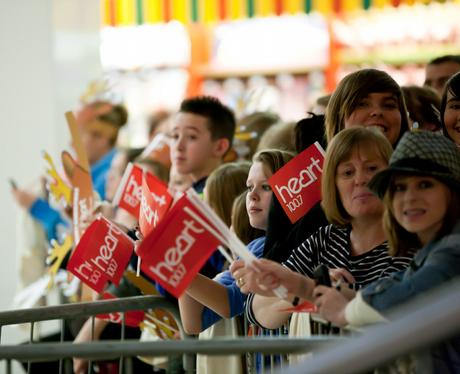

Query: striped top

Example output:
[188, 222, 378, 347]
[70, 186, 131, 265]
[246, 224, 413, 327]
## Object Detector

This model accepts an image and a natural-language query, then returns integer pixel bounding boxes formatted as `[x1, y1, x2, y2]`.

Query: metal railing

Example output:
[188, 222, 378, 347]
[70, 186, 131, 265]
[0, 294, 344, 373]
[0, 295, 190, 374]
[282, 278, 460, 374]
[2, 279, 459, 374]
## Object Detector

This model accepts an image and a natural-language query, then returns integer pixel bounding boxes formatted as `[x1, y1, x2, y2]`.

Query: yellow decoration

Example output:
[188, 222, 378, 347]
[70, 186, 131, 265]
[203, 0, 217, 23]
[141, 309, 180, 339]
[43, 151, 73, 207]
[285, 0, 303, 14]
[144, 0, 161, 23]
[124, 270, 160, 295]
[230, 0, 245, 20]
[343, 0, 361, 13]
[313, 0, 332, 14]
[46, 235, 73, 288]
[79, 79, 110, 105]
[255, 0, 273, 17]
[172, 0, 188, 23]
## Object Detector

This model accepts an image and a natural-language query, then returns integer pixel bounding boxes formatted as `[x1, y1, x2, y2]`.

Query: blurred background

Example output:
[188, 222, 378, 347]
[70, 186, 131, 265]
[0, 0, 459, 368]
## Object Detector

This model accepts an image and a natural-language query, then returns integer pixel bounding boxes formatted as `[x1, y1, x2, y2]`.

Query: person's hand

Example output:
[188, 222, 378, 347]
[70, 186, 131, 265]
[73, 322, 93, 374]
[329, 268, 355, 285]
[230, 259, 299, 297]
[313, 285, 349, 327]
[134, 229, 144, 255]
[11, 187, 37, 210]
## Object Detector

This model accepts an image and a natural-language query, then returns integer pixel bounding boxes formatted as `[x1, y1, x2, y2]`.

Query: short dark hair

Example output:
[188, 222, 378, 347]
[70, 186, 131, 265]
[428, 55, 460, 66]
[440, 71, 460, 140]
[180, 96, 236, 146]
[401, 85, 441, 131]
[295, 113, 327, 153]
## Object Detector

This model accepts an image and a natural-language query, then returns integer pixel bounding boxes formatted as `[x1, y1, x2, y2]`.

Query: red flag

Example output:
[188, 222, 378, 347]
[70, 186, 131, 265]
[67, 216, 134, 293]
[139, 172, 173, 237]
[113, 164, 173, 221]
[137, 195, 221, 297]
[279, 300, 317, 313]
[269, 142, 325, 224]
[112, 163, 143, 217]
[96, 292, 145, 327]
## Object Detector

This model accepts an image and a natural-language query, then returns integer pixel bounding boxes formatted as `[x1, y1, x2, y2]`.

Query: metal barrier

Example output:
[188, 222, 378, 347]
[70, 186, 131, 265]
[3, 280, 458, 374]
[0, 295, 191, 374]
[0, 294, 344, 374]
[282, 278, 460, 374]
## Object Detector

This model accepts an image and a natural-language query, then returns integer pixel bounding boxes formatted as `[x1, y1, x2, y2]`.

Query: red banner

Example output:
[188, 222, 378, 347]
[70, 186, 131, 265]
[139, 172, 173, 237]
[67, 216, 134, 293]
[269, 142, 325, 224]
[112, 163, 142, 217]
[137, 195, 220, 297]
[113, 164, 172, 221]
[96, 292, 145, 327]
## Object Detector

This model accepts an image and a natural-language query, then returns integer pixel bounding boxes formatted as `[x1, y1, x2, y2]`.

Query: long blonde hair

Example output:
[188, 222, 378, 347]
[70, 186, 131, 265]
[205, 161, 251, 227]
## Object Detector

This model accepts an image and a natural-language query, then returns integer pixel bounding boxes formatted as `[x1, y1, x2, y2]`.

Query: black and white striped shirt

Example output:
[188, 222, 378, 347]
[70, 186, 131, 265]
[246, 224, 412, 326]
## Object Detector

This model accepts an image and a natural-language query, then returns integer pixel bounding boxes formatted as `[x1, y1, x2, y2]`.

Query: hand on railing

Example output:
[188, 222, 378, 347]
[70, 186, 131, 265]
[73, 317, 109, 374]
[312, 286, 348, 327]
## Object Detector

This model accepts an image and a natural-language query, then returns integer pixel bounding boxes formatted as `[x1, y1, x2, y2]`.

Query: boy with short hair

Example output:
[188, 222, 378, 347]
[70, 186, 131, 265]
[169, 96, 236, 194]
[424, 55, 460, 97]
[167, 95, 236, 286]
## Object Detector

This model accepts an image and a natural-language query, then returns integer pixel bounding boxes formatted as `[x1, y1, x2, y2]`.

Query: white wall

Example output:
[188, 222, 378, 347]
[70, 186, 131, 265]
[0, 0, 101, 368]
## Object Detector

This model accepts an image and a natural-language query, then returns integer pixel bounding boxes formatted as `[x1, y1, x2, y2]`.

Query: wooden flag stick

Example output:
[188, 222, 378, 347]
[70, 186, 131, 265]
[65, 111, 90, 173]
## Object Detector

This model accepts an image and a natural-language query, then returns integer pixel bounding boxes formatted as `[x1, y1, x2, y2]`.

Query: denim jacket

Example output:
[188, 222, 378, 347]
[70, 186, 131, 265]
[361, 219, 460, 373]
[362, 220, 460, 312]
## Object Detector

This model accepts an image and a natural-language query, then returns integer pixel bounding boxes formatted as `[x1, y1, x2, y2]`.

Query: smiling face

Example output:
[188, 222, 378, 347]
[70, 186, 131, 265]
[391, 175, 451, 245]
[336, 147, 387, 221]
[245, 161, 272, 230]
[345, 93, 402, 146]
[443, 90, 460, 146]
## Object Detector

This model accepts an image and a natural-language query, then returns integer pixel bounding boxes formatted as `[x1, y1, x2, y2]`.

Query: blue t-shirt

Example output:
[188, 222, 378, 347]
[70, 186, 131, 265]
[91, 148, 117, 201]
[201, 236, 266, 330]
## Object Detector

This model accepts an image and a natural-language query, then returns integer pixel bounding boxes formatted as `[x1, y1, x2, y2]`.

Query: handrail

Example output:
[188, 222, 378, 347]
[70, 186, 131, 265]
[0, 295, 176, 326]
[0, 337, 345, 362]
[282, 278, 460, 374]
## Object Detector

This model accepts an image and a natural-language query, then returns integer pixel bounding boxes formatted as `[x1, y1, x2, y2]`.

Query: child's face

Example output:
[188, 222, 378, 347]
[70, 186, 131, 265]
[443, 91, 460, 146]
[336, 148, 387, 220]
[392, 175, 451, 245]
[246, 161, 272, 231]
[345, 93, 402, 146]
[169, 112, 221, 180]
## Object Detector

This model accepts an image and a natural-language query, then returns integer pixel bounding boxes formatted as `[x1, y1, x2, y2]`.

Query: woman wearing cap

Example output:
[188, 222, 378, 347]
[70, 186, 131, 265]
[314, 130, 460, 372]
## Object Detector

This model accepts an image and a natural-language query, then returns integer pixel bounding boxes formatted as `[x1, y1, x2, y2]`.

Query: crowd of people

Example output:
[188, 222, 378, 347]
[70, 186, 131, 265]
[10, 55, 460, 373]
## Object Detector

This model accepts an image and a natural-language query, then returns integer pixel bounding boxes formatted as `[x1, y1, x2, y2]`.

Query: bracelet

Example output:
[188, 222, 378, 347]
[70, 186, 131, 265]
[292, 296, 300, 306]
